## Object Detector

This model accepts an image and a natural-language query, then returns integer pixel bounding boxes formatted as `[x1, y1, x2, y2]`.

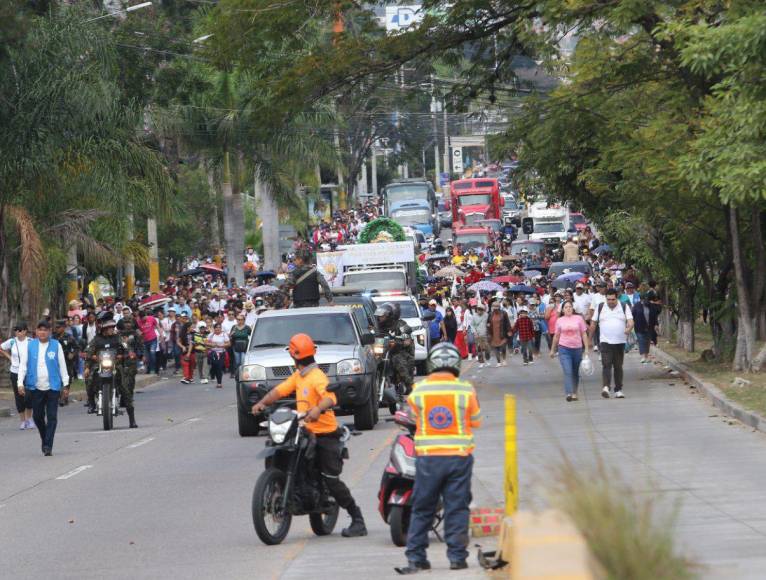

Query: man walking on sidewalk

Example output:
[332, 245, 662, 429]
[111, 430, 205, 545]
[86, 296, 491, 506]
[590, 289, 633, 399]
[17, 321, 70, 456]
[395, 343, 481, 575]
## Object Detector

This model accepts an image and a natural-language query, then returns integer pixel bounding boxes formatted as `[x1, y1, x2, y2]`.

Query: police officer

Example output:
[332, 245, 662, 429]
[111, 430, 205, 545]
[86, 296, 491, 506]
[53, 320, 78, 406]
[286, 250, 334, 308]
[117, 312, 143, 422]
[500, 217, 516, 240]
[251, 334, 367, 538]
[374, 302, 414, 395]
[395, 343, 482, 575]
[85, 313, 138, 428]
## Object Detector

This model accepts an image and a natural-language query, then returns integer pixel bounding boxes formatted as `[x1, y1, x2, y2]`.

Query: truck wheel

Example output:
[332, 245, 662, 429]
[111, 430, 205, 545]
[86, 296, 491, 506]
[354, 392, 376, 431]
[238, 407, 260, 437]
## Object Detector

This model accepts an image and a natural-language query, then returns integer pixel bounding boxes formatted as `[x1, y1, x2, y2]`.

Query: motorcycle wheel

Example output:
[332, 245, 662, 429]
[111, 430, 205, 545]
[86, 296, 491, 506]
[388, 505, 409, 547]
[309, 503, 339, 536]
[252, 467, 292, 545]
[102, 383, 113, 431]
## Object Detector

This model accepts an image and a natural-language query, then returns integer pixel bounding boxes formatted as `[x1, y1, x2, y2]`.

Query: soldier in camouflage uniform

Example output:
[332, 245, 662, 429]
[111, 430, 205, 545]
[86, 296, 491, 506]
[53, 320, 78, 406]
[85, 313, 137, 428]
[374, 302, 415, 394]
[118, 312, 143, 426]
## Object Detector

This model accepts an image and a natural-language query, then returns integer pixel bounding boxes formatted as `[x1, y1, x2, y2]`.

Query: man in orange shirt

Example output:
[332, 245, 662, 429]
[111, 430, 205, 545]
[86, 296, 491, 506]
[396, 343, 481, 575]
[252, 333, 367, 538]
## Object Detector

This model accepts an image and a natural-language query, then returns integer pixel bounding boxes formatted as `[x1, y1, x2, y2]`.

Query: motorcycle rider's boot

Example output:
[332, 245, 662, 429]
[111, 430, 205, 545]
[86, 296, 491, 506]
[395, 561, 431, 575]
[341, 504, 367, 538]
[127, 408, 138, 429]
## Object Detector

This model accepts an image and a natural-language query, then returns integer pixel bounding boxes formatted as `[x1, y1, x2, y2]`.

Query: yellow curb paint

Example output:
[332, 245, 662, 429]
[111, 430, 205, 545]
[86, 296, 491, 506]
[505, 394, 518, 515]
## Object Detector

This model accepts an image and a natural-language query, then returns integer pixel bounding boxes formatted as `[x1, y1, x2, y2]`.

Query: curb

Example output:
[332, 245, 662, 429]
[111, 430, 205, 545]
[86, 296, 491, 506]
[653, 347, 766, 434]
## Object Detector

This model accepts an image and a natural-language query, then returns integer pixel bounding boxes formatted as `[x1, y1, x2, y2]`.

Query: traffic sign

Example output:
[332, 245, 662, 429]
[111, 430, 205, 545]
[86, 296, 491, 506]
[452, 147, 464, 174]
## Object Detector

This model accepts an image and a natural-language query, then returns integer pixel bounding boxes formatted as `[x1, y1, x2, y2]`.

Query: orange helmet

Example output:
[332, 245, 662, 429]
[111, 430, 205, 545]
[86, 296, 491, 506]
[288, 333, 316, 359]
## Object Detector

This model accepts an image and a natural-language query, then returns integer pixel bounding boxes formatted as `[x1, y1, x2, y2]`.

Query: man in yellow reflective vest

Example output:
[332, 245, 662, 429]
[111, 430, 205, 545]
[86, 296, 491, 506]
[395, 343, 481, 575]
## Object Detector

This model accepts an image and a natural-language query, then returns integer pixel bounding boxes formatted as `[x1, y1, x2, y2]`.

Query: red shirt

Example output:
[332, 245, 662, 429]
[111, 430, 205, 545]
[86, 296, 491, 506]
[512, 316, 535, 342]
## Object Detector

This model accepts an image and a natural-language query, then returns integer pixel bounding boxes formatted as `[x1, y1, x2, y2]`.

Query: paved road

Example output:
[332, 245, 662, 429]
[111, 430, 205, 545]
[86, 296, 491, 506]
[3, 349, 766, 579]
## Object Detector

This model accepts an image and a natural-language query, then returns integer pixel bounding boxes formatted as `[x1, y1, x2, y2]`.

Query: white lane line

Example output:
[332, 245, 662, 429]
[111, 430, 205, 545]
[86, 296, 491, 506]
[56, 465, 93, 480]
[127, 437, 155, 449]
[185, 417, 202, 423]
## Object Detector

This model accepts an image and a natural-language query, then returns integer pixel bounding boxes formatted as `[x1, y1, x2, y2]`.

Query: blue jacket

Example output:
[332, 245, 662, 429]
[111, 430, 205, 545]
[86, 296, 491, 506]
[24, 338, 64, 391]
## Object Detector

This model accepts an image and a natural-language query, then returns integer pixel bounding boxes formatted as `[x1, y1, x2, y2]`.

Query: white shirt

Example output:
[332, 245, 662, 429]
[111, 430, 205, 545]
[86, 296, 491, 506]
[245, 311, 258, 328]
[222, 318, 236, 335]
[85, 323, 98, 344]
[1, 337, 28, 374]
[593, 302, 633, 344]
[207, 332, 228, 352]
[589, 292, 606, 314]
[18, 339, 69, 390]
[573, 292, 592, 316]
[208, 299, 224, 313]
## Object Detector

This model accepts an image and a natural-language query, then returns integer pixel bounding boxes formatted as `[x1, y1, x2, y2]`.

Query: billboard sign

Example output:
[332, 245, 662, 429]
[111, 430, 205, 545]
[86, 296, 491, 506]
[385, 5, 423, 32]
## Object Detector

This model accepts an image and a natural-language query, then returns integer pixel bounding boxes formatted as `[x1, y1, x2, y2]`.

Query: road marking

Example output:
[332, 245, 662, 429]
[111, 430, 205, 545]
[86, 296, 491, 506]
[127, 437, 155, 449]
[56, 465, 93, 480]
[185, 417, 202, 423]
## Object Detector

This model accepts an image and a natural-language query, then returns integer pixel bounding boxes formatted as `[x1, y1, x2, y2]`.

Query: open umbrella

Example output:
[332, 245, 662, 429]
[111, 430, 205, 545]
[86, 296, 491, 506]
[469, 280, 503, 293]
[139, 292, 170, 311]
[255, 270, 276, 278]
[592, 244, 612, 255]
[522, 270, 542, 279]
[179, 267, 202, 277]
[252, 284, 279, 295]
[556, 272, 586, 283]
[435, 265, 464, 279]
[509, 284, 537, 294]
[492, 275, 522, 284]
[201, 263, 225, 274]
[427, 253, 451, 262]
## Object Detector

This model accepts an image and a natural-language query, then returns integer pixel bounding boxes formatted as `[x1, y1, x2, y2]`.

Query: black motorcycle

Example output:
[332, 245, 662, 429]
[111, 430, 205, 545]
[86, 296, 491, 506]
[95, 349, 120, 431]
[251, 406, 351, 545]
[373, 334, 407, 414]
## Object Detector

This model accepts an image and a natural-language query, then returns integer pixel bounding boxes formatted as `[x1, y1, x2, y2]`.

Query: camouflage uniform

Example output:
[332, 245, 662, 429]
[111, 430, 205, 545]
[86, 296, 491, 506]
[85, 333, 128, 410]
[118, 321, 143, 408]
[388, 320, 415, 392]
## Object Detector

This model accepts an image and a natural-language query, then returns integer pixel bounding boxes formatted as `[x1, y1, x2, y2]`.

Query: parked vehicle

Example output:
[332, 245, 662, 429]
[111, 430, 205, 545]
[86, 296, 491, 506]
[378, 410, 443, 546]
[237, 307, 378, 436]
[382, 179, 439, 236]
[251, 406, 349, 545]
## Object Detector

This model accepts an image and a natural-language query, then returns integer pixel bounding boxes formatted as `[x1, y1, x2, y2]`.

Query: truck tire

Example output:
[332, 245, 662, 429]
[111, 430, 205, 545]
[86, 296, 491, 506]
[238, 406, 260, 437]
[354, 391, 376, 431]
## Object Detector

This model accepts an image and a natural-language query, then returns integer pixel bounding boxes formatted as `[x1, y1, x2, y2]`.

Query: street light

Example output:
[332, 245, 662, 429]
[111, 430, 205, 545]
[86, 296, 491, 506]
[84, 1, 153, 23]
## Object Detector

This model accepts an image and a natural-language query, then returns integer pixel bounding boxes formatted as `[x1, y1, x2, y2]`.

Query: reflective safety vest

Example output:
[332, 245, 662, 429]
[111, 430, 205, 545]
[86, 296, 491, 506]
[407, 372, 482, 457]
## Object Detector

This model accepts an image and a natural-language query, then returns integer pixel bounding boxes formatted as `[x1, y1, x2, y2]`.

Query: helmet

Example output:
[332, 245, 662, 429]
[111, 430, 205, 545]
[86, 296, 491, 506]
[288, 333, 316, 359]
[97, 311, 116, 330]
[374, 303, 396, 329]
[390, 302, 401, 321]
[427, 342, 462, 376]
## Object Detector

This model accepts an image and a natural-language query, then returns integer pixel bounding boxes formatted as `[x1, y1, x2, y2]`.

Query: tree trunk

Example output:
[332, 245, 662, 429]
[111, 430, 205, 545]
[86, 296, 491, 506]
[729, 205, 756, 372]
[255, 169, 280, 272]
[751, 210, 766, 341]
[676, 288, 695, 353]
[659, 285, 672, 340]
[206, 163, 222, 253]
[222, 151, 244, 287]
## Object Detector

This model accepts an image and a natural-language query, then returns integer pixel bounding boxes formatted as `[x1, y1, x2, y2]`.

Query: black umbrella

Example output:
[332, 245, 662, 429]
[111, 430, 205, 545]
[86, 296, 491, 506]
[179, 267, 202, 277]
[256, 270, 276, 278]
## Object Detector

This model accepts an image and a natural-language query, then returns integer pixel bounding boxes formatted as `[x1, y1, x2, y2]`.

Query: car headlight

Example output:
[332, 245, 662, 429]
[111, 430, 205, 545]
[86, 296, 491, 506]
[269, 420, 291, 444]
[240, 365, 266, 381]
[337, 359, 364, 375]
[416, 334, 425, 347]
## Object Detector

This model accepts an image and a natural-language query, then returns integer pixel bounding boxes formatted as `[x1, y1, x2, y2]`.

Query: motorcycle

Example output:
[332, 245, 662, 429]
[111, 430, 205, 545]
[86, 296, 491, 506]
[373, 334, 407, 414]
[95, 349, 121, 431]
[251, 406, 350, 545]
[378, 410, 443, 546]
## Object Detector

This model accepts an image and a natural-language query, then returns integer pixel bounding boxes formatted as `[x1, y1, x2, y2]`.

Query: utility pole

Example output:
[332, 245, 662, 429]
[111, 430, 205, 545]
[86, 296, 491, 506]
[431, 75, 441, 190]
[125, 214, 135, 298]
[443, 97, 450, 180]
[371, 142, 378, 198]
[65, 245, 78, 305]
[147, 217, 159, 293]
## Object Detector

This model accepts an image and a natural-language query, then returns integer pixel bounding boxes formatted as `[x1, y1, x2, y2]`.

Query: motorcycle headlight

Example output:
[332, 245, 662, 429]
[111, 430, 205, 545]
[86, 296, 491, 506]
[391, 441, 416, 478]
[269, 420, 291, 444]
[373, 344, 386, 356]
[240, 365, 266, 381]
[337, 359, 363, 375]
[100, 354, 113, 369]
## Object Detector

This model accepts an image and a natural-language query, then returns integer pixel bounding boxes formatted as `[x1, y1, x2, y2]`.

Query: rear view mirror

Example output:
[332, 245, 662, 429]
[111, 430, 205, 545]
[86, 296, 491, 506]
[421, 310, 436, 322]
[361, 333, 375, 346]
[522, 217, 534, 235]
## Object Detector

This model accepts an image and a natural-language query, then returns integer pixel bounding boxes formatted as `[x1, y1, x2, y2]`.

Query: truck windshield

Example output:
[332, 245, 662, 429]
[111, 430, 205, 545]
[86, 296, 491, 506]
[534, 222, 565, 233]
[503, 197, 518, 209]
[251, 314, 357, 348]
[344, 271, 407, 291]
[455, 234, 489, 248]
[386, 185, 430, 205]
[458, 194, 491, 206]
[392, 208, 430, 226]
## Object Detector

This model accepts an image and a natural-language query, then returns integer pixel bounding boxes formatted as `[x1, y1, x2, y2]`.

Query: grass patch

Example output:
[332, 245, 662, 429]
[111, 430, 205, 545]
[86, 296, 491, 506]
[659, 323, 766, 418]
[549, 457, 697, 580]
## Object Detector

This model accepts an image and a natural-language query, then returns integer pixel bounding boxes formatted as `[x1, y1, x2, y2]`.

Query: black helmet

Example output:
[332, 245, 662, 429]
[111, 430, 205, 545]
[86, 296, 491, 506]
[427, 342, 462, 376]
[97, 311, 116, 330]
[374, 302, 396, 329]
[390, 302, 401, 321]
